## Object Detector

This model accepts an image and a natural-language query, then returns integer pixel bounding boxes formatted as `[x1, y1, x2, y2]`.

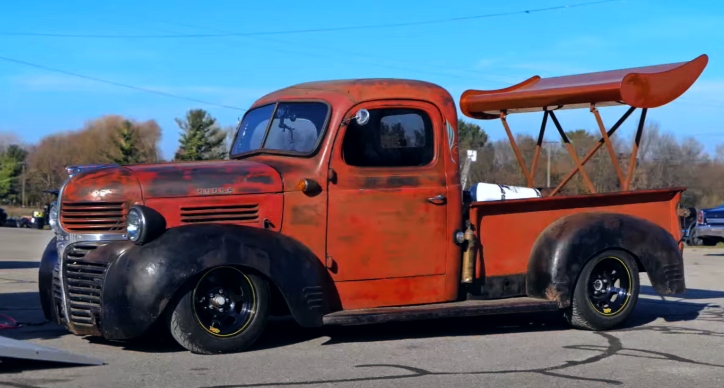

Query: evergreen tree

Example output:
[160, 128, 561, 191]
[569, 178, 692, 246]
[109, 120, 143, 165]
[0, 144, 27, 203]
[174, 109, 226, 161]
[458, 119, 489, 149]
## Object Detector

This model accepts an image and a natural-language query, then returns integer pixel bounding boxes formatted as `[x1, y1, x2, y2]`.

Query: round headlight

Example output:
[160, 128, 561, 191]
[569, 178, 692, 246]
[48, 203, 58, 231]
[126, 207, 144, 243]
[125, 205, 166, 245]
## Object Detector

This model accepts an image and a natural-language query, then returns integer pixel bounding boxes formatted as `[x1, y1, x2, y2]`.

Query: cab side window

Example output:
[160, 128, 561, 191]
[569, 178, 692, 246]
[342, 108, 434, 167]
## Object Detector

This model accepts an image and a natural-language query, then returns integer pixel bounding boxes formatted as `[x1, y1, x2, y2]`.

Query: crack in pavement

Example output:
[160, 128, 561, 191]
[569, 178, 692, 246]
[623, 325, 724, 338]
[199, 327, 724, 388]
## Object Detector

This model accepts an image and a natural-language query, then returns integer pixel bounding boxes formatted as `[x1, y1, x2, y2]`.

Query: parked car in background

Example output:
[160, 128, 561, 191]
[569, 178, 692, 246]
[0, 206, 49, 229]
[690, 205, 724, 246]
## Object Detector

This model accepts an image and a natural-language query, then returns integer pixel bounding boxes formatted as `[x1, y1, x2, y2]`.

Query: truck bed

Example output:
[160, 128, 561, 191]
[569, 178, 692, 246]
[468, 187, 684, 279]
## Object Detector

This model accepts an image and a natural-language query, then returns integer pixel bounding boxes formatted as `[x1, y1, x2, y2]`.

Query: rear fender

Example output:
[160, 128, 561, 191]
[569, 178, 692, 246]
[526, 212, 685, 308]
[95, 224, 336, 340]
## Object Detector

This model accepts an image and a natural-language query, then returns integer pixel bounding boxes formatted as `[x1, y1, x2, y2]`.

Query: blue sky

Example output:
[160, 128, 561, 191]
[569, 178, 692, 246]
[0, 0, 721, 160]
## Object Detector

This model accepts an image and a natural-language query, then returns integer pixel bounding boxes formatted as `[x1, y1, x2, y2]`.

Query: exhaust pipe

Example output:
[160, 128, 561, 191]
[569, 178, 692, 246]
[460, 222, 477, 284]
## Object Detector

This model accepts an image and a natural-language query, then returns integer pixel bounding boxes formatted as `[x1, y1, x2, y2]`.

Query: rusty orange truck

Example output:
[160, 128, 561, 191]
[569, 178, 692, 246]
[39, 54, 708, 354]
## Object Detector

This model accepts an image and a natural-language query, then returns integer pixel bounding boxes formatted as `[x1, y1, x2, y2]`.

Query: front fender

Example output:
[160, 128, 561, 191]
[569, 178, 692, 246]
[92, 224, 336, 340]
[38, 237, 59, 323]
[526, 212, 685, 308]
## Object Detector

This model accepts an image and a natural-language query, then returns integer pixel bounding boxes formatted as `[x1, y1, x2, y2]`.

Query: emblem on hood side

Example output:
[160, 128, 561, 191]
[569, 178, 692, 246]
[196, 187, 234, 195]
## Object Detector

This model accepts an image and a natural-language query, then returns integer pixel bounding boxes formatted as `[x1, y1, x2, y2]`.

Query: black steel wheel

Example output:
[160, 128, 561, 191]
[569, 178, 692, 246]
[564, 250, 640, 331]
[167, 266, 269, 354]
[192, 266, 257, 337]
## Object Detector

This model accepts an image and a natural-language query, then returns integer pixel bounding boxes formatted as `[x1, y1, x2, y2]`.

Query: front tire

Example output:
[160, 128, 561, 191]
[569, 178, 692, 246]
[167, 266, 269, 354]
[564, 250, 640, 331]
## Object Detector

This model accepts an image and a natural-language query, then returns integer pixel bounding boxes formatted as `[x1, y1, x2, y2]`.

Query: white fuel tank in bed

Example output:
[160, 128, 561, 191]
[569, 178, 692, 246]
[468, 182, 542, 202]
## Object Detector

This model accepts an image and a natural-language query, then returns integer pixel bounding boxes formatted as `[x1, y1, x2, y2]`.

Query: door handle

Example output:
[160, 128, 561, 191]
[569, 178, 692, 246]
[427, 194, 447, 205]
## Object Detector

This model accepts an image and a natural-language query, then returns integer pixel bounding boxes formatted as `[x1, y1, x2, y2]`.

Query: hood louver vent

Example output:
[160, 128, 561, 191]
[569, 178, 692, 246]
[60, 202, 127, 233]
[180, 204, 259, 224]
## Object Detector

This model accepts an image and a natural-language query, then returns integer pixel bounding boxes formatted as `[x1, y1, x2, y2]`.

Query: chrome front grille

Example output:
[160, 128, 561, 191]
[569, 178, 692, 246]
[62, 242, 107, 328]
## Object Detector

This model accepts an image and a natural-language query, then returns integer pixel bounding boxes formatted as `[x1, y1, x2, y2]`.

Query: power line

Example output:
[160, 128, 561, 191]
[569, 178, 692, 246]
[0, 0, 621, 38]
[2, 51, 717, 129]
[139, 19, 519, 85]
[0, 0, 630, 97]
[0, 54, 247, 111]
[2, 49, 716, 128]
[128, 0, 616, 87]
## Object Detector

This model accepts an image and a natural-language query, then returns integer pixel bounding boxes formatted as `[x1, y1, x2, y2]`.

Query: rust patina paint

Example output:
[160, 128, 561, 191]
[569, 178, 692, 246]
[249, 79, 464, 310]
[59, 167, 142, 233]
[61, 166, 142, 204]
[126, 160, 283, 198]
[469, 188, 684, 278]
[57, 56, 704, 315]
[459, 54, 708, 119]
[60, 160, 285, 232]
[59, 79, 464, 311]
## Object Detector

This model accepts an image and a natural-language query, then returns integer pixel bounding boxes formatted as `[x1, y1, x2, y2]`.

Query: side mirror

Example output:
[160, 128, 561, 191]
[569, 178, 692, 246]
[353, 109, 370, 125]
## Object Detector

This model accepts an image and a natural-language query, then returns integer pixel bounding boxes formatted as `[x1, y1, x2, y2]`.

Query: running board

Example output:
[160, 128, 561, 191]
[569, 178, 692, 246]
[322, 297, 559, 326]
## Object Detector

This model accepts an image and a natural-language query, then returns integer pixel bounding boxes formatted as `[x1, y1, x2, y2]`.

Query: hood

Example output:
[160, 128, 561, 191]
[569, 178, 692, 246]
[124, 160, 283, 199]
[61, 166, 143, 203]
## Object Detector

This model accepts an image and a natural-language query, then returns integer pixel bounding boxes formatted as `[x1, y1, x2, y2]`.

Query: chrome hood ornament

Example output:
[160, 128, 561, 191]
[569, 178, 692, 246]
[65, 164, 119, 178]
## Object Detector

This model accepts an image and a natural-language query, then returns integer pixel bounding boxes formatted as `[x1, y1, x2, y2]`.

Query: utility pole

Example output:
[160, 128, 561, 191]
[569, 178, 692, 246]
[541, 141, 557, 188]
[21, 162, 26, 208]
[461, 150, 477, 190]
[547, 145, 551, 188]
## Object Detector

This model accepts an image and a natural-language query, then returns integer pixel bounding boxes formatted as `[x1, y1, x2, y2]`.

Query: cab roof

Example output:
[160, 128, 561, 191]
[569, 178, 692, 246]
[250, 78, 456, 110]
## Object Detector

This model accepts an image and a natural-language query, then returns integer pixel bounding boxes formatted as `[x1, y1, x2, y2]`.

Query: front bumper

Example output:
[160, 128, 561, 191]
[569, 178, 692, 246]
[694, 224, 724, 239]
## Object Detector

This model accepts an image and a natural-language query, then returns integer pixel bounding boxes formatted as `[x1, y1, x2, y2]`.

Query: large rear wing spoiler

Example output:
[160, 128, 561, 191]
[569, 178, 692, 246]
[459, 54, 708, 196]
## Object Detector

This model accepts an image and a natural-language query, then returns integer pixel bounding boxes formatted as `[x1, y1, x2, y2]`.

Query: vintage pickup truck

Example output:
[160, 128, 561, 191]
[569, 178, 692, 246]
[39, 54, 708, 354]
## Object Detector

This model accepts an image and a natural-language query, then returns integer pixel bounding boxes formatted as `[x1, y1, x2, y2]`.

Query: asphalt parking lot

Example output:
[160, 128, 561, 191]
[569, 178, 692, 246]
[1, 228, 724, 387]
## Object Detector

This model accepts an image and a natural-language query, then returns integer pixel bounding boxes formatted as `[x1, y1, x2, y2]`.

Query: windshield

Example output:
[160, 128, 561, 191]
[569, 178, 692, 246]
[231, 102, 329, 156]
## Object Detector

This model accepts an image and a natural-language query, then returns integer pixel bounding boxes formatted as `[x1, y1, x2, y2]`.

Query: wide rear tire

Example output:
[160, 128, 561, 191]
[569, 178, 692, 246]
[564, 250, 640, 331]
[167, 266, 269, 354]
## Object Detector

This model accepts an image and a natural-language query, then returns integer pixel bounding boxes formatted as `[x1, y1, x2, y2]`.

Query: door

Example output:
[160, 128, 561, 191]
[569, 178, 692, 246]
[326, 100, 449, 281]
